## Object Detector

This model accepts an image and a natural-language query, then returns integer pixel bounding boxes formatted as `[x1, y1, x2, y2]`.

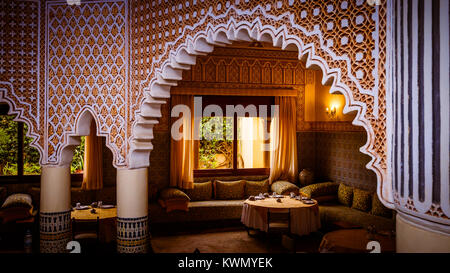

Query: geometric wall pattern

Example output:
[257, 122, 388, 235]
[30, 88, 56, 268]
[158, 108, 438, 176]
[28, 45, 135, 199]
[298, 131, 377, 192]
[0, 0, 43, 150]
[130, 0, 388, 205]
[0, 0, 389, 204]
[46, 0, 128, 165]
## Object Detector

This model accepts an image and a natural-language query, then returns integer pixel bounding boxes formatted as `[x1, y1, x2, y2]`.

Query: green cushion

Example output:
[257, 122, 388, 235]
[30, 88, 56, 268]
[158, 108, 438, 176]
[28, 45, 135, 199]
[370, 193, 393, 218]
[245, 179, 269, 197]
[159, 188, 190, 201]
[338, 183, 353, 207]
[214, 180, 246, 200]
[184, 181, 213, 201]
[351, 188, 372, 212]
[319, 204, 395, 231]
[300, 182, 339, 198]
[271, 181, 300, 195]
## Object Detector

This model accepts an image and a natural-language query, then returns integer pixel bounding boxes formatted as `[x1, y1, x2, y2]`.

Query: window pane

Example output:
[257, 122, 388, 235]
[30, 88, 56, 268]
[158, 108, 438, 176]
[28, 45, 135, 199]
[71, 136, 85, 174]
[237, 117, 270, 169]
[198, 117, 233, 169]
[0, 115, 18, 175]
[23, 123, 41, 175]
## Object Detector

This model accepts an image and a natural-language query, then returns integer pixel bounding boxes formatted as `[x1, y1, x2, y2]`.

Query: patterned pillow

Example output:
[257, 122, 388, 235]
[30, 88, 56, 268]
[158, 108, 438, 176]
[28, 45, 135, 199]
[371, 193, 393, 218]
[271, 181, 300, 195]
[245, 179, 269, 197]
[159, 188, 190, 202]
[351, 188, 373, 212]
[214, 180, 246, 200]
[299, 182, 339, 198]
[1, 193, 33, 211]
[337, 183, 353, 207]
[184, 181, 213, 201]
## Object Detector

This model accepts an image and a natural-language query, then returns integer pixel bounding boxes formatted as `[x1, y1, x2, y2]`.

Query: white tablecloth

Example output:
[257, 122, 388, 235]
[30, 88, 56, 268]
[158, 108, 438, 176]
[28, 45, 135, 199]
[241, 203, 321, 236]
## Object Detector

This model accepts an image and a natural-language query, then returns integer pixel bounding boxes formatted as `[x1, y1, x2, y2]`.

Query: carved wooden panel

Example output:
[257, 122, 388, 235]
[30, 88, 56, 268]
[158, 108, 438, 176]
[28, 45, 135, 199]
[177, 46, 305, 88]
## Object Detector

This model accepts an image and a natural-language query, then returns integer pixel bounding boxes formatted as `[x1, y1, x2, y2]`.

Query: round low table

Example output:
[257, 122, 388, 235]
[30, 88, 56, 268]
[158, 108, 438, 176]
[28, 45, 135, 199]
[319, 229, 396, 253]
[71, 206, 117, 220]
[241, 197, 321, 236]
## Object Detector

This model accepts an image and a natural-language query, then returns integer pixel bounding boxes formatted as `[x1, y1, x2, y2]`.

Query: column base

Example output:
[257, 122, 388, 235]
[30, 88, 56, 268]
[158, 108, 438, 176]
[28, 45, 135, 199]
[39, 210, 72, 253]
[117, 215, 150, 253]
[396, 213, 450, 253]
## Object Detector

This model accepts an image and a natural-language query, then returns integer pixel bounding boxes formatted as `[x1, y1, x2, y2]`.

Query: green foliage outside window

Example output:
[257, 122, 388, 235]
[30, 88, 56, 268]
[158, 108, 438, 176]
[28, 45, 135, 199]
[0, 115, 19, 175]
[0, 115, 85, 175]
[198, 117, 233, 169]
[71, 136, 85, 174]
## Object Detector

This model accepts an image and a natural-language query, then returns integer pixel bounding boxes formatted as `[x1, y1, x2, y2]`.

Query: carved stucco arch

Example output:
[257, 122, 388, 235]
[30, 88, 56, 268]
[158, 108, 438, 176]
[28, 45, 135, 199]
[130, 7, 392, 208]
[0, 85, 118, 170]
[0, 1, 390, 207]
[57, 108, 119, 168]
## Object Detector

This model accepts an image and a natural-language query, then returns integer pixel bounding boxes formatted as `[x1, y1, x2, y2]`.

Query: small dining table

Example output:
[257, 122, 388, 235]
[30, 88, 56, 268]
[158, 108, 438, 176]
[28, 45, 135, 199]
[71, 206, 117, 220]
[241, 197, 321, 236]
[71, 206, 117, 243]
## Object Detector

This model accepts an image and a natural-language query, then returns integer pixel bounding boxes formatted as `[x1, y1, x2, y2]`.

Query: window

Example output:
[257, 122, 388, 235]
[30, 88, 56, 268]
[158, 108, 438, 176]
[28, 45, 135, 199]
[237, 116, 270, 169]
[197, 116, 234, 169]
[0, 114, 41, 176]
[0, 103, 83, 182]
[194, 96, 273, 177]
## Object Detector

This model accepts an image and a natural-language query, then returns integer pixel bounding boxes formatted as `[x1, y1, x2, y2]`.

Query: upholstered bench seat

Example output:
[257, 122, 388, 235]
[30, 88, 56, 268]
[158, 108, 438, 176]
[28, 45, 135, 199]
[319, 204, 394, 231]
[149, 200, 245, 224]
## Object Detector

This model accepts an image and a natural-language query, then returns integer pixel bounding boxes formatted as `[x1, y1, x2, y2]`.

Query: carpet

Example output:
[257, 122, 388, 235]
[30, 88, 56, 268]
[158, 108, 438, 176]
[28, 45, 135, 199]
[152, 229, 323, 253]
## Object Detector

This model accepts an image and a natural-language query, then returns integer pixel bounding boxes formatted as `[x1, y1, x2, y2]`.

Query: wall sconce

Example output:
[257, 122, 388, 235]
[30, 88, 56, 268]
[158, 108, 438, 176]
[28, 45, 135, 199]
[326, 106, 337, 119]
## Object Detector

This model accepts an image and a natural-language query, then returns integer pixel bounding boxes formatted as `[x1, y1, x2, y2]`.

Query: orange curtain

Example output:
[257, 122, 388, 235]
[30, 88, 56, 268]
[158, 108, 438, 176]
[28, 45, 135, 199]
[81, 120, 103, 190]
[269, 96, 298, 184]
[170, 95, 194, 189]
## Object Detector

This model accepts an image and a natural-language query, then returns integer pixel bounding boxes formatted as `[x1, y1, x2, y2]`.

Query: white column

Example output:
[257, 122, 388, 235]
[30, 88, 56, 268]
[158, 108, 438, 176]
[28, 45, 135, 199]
[397, 213, 450, 253]
[116, 168, 150, 253]
[39, 165, 72, 253]
[387, 0, 450, 252]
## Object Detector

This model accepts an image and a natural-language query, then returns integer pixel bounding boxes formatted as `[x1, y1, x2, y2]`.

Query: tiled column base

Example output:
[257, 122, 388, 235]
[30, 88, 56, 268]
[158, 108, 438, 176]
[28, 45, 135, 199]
[117, 216, 149, 253]
[39, 210, 72, 253]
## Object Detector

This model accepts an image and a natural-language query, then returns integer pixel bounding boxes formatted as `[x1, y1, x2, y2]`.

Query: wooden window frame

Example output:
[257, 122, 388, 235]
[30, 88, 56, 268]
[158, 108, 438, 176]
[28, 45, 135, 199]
[193, 96, 273, 178]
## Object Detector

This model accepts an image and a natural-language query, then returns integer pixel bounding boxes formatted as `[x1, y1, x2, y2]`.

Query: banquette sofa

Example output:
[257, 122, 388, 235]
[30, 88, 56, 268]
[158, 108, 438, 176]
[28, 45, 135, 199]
[149, 176, 270, 224]
[152, 178, 395, 232]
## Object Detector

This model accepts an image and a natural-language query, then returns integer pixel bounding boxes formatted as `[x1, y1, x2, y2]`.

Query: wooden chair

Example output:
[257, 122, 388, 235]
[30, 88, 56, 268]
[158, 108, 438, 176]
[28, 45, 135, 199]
[72, 216, 100, 252]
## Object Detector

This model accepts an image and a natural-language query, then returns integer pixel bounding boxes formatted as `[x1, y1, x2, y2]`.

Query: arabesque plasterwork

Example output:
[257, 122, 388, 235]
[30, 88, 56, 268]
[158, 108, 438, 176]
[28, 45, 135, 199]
[0, 0, 390, 205]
